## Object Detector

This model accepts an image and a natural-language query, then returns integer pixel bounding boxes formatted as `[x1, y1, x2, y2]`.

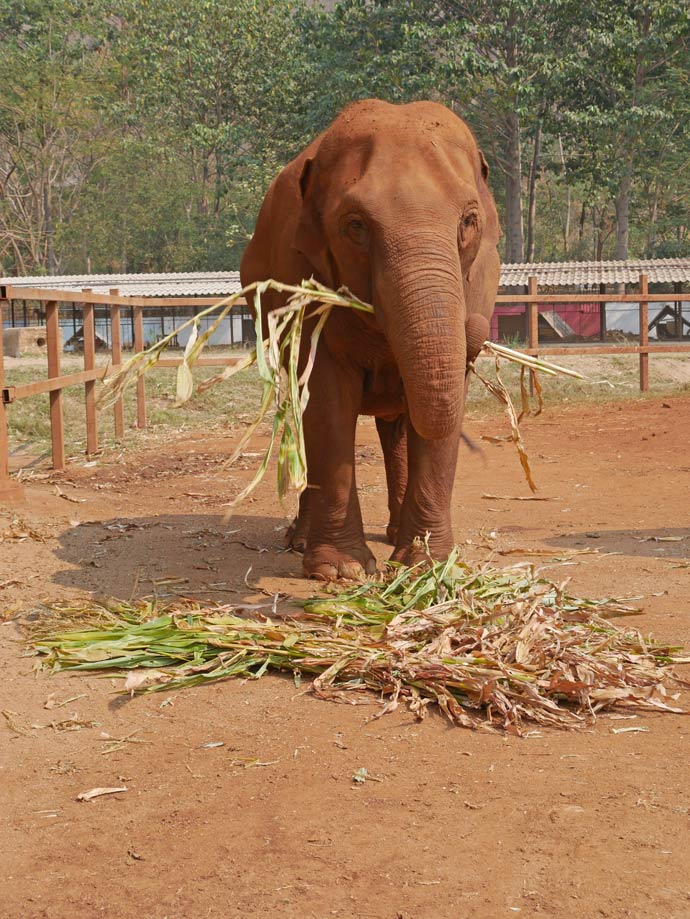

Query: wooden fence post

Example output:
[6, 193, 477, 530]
[133, 304, 147, 429]
[527, 275, 539, 394]
[46, 300, 66, 470]
[82, 289, 98, 455]
[0, 294, 25, 501]
[109, 289, 125, 439]
[639, 274, 649, 392]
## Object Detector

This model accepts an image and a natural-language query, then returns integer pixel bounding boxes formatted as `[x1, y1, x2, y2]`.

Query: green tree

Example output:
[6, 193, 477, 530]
[108, 0, 309, 268]
[0, 0, 115, 273]
[554, 0, 690, 260]
[426, 0, 576, 263]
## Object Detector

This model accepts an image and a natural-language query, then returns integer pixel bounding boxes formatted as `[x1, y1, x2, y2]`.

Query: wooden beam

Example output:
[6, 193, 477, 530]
[109, 289, 125, 439]
[45, 301, 66, 470]
[156, 356, 243, 368]
[3, 368, 106, 402]
[639, 274, 649, 392]
[478, 343, 690, 358]
[133, 305, 147, 429]
[82, 291, 98, 455]
[0, 299, 24, 502]
[1, 285, 247, 310]
[2, 285, 140, 307]
[527, 275, 538, 394]
[495, 292, 690, 304]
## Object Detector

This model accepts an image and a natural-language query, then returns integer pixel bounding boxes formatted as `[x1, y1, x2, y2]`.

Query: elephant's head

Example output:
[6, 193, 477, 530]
[293, 100, 499, 440]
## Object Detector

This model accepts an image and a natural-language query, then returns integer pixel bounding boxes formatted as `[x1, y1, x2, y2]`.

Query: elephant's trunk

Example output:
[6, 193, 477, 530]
[375, 231, 466, 440]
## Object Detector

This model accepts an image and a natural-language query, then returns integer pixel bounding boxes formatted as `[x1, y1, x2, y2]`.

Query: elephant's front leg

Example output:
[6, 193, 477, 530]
[375, 416, 408, 546]
[302, 353, 375, 581]
[391, 422, 463, 564]
[285, 489, 310, 552]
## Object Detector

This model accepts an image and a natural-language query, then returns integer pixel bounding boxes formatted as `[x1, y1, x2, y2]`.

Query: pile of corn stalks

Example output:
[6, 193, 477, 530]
[28, 550, 687, 734]
[100, 279, 586, 503]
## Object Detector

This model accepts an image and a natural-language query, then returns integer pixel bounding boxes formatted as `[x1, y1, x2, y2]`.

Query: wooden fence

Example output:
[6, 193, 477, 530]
[1, 274, 689, 501]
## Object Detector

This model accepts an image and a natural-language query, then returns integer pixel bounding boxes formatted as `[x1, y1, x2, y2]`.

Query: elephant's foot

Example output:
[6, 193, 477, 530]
[390, 521, 454, 568]
[285, 514, 309, 553]
[385, 522, 398, 546]
[303, 543, 377, 582]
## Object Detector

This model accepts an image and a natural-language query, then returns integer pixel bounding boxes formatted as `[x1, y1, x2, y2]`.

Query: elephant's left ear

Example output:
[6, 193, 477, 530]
[293, 156, 336, 286]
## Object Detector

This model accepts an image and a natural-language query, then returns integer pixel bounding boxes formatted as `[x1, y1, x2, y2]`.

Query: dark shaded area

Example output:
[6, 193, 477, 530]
[51, 513, 299, 599]
[546, 528, 690, 559]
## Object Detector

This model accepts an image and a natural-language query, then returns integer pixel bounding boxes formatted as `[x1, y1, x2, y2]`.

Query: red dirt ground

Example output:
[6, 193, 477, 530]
[2, 395, 690, 919]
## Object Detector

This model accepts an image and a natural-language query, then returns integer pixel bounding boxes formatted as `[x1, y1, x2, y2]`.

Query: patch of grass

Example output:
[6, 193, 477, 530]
[467, 352, 690, 418]
[4, 354, 261, 462]
[5, 347, 688, 466]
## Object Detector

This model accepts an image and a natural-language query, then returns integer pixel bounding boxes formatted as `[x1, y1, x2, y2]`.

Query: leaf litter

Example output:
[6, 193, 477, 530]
[25, 547, 689, 735]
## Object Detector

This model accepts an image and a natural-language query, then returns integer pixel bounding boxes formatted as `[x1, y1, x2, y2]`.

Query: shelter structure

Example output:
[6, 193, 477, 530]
[0, 271, 252, 350]
[495, 258, 690, 344]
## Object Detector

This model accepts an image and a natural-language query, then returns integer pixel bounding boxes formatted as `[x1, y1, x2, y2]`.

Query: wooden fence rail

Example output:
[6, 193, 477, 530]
[1, 274, 690, 502]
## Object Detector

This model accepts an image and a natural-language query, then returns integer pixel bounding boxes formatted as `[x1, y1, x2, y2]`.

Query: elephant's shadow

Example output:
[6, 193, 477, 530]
[51, 512, 304, 600]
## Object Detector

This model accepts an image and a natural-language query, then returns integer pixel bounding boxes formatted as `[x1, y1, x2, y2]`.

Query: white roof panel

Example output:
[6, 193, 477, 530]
[2, 259, 689, 296]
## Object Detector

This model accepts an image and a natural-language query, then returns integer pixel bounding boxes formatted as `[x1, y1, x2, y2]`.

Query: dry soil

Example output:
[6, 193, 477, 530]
[1, 395, 690, 919]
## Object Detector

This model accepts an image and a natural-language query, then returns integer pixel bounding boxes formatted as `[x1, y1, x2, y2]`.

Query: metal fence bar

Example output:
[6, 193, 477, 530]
[45, 300, 66, 470]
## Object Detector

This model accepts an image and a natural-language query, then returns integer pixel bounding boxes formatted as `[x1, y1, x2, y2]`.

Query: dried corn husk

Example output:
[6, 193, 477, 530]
[27, 550, 687, 735]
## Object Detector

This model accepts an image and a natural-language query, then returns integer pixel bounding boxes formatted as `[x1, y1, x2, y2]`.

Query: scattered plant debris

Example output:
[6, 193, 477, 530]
[26, 549, 689, 734]
[77, 786, 128, 802]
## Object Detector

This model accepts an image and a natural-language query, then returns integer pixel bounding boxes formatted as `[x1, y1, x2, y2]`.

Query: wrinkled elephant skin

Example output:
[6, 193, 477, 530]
[240, 100, 500, 580]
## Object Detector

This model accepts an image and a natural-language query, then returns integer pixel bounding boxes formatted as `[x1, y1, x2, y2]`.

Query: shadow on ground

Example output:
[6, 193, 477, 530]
[545, 527, 690, 559]
[51, 512, 300, 599]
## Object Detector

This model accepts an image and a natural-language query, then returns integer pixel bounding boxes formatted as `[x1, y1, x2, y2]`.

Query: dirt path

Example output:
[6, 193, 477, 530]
[2, 396, 690, 919]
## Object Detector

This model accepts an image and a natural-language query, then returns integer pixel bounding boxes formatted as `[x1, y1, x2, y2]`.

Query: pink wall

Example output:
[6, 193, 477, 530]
[490, 303, 601, 340]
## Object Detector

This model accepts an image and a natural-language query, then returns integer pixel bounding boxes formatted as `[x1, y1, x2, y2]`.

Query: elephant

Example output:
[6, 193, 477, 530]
[240, 99, 500, 581]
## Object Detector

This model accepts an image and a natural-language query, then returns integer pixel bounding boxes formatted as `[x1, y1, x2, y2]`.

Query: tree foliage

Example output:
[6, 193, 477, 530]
[0, 0, 688, 275]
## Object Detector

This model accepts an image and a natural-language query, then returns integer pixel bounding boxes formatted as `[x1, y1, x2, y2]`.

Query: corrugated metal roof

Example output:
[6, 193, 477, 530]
[500, 259, 690, 288]
[2, 259, 689, 296]
[0, 271, 242, 297]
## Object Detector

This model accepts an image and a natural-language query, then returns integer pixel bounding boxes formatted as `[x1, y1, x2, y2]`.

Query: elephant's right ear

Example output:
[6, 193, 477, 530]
[478, 150, 490, 184]
[293, 157, 336, 286]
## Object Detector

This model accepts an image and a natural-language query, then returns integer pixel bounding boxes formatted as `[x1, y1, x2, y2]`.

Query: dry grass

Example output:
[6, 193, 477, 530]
[27, 548, 688, 735]
[4, 356, 260, 464]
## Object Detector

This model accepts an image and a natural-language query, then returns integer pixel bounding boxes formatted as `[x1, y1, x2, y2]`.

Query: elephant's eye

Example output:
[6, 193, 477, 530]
[459, 208, 479, 245]
[462, 210, 478, 230]
[342, 215, 369, 247]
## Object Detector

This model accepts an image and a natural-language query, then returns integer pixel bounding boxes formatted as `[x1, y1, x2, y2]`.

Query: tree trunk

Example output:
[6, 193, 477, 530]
[198, 157, 210, 216]
[526, 121, 542, 262]
[43, 182, 57, 273]
[646, 184, 659, 256]
[615, 163, 632, 260]
[504, 111, 524, 263]
[558, 136, 571, 256]
[594, 209, 607, 261]
[579, 202, 586, 242]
